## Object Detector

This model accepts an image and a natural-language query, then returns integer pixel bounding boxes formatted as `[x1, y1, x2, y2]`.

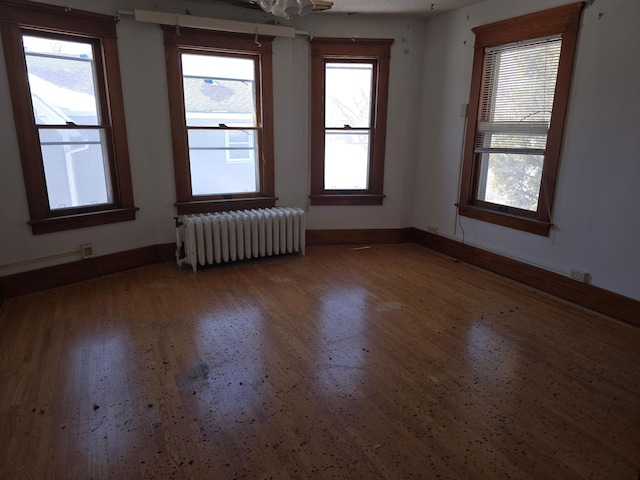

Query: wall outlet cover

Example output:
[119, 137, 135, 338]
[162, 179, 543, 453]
[570, 268, 589, 283]
[81, 244, 93, 259]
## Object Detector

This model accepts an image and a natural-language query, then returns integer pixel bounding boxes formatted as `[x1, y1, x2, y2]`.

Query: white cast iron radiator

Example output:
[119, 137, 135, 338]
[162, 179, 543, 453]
[175, 207, 305, 272]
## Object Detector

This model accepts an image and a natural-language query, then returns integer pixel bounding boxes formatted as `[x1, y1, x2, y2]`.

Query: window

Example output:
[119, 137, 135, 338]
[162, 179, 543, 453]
[0, 0, 137, 235]
[310, 38, 393, 206]
[457, 3, 583, 236]
[163, 28, 275, 214]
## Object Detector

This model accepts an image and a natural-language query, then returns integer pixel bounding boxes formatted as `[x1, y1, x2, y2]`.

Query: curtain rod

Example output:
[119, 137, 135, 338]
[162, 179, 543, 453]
[117, 9, 308, 38]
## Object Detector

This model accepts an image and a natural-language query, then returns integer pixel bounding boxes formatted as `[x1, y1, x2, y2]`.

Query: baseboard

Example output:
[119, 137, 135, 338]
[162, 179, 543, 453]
[156, 243, 177, 262]
[306, 227, 639, 326]
[0, 243, 175, 299]
[306, 228, 413, 245]
[410, 228, 640, 327]
[1, 230, 637, 327]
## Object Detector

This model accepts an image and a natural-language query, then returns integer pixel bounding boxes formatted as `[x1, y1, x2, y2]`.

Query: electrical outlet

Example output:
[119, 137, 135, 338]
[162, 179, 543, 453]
[81, 244, 93, 259]
[427, 225, 439, 235]
[570, 268, 589, 283]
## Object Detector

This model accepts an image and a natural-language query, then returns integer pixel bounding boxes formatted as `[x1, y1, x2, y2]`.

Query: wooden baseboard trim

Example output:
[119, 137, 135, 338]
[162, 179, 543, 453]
[410, 228, 639, 327]
[2, 229, 637, 327]
[0, 243, 175, 299]
[157, 243, 177, 262]
[306, 228, 413, 245]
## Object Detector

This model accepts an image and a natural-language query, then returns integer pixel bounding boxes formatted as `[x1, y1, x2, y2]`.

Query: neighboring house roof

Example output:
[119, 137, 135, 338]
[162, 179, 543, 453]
[26, 54, 95, 97]
[183, 77, 255, 114]
[26, 52, 255, 118]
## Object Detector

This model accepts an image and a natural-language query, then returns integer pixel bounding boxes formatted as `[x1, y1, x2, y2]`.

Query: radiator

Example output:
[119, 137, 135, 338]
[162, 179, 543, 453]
[175, 207, 305, 272]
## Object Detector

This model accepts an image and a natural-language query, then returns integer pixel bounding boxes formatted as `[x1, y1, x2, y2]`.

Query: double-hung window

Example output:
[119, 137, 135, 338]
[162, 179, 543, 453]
[310, 38, 393, 206]
[163, 29, 275, 214]
[457, 3, 583, 236]
[0, 0, 136, 234]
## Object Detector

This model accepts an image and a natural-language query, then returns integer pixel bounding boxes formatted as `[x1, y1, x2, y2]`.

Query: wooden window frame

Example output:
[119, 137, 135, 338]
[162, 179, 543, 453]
[0, 0, 137, 235]
[310, 38, 393, 206]
[457, 3, 584, 236]
[163, 27, 276, 215]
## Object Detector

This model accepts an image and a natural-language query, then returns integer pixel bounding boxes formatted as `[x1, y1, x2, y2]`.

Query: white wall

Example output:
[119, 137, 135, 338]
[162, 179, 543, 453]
[2, 0, 638, 303]
[0, 0, 425, 275]
[293, 14, 425, 229]
[413, 0, 640, 300]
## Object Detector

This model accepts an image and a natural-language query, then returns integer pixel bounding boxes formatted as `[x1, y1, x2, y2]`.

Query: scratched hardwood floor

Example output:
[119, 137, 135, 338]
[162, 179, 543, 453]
[0, 244, 638, 479]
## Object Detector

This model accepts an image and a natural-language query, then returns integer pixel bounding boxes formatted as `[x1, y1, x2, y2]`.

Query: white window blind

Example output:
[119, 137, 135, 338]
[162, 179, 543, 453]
[475, 36, 562, 155]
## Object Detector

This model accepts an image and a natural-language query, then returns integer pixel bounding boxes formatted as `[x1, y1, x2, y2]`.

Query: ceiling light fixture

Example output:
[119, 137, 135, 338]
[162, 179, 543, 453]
[258, 0, 315, 18]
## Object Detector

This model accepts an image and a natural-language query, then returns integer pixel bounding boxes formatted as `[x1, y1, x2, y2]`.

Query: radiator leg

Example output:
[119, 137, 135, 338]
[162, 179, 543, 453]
[175, 220, 189, 268]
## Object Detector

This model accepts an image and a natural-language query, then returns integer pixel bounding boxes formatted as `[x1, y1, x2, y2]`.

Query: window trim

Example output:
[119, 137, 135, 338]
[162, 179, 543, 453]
[457, 3, 584, 236]
[163, 27, 276, 215]
[310, 38, 393, 206]
[0, 0, 137, 235]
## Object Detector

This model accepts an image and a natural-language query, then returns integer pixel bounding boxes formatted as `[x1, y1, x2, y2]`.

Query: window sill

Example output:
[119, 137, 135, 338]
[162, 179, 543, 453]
[310, 194, 385, 206]
[175, 197, 277, 215]
[29, 207, 139, 235]
[456, 204, 551, 236]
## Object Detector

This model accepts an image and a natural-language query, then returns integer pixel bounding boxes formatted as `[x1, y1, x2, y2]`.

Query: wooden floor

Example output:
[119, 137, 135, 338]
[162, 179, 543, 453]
[0, 244, 638, 479]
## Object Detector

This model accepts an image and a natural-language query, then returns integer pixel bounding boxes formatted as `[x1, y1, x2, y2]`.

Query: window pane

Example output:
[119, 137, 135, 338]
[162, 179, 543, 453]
[476, 38, 560, 152]
[484, 39, 560, 125]
[39, 128, 111, 210]
[23, 35, 100, 126]
[477, 153, 543, 211]
[324, 131, 370, 190]
[181, 54, 256, 128]
[325, 62, 372, 128]
[188, 129, 258, 195]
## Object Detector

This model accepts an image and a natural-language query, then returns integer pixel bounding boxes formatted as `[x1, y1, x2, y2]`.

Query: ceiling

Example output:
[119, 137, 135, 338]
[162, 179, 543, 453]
[203, 0, 489, 17]
[314, 0, 488, 16]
